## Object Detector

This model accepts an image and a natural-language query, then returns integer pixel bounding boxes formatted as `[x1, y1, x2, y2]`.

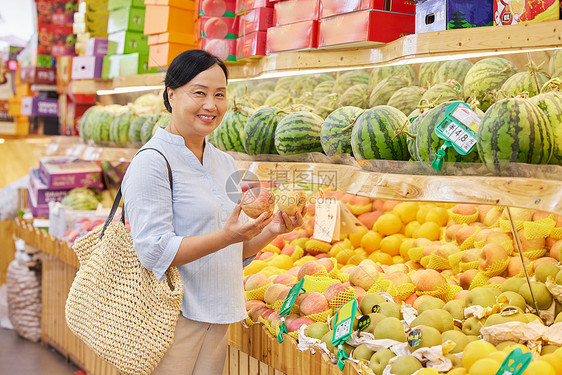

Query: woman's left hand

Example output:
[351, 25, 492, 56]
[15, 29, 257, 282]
[266, 209, 305, 235]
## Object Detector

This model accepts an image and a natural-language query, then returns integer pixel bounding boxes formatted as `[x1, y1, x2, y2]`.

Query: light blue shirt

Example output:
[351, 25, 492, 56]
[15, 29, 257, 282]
[122, 127, 248, 324]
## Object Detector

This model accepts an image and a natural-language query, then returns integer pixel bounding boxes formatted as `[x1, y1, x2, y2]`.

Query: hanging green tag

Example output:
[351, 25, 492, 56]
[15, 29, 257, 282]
[431, 101, 480, 171]
[495, 348, 532, 375]
[332, 298, 358, 370]
[408, 328, 422, 349]
[277, 278, 305, 343]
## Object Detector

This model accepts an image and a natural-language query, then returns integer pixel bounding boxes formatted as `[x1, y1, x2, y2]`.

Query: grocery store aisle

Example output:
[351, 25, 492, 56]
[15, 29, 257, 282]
[0, 327, 80, 374]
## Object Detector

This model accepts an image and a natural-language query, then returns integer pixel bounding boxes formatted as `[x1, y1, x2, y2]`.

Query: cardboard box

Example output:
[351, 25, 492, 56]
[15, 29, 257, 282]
[36, 0, 77, 27]
[319, 10, 414, 47]
[39, 157, 102, 190]
[236, 31, 267, 59]
[416, 0, 493, 33]
[86, 38, 117, 56]
[71, 56, 105, 79]
[37, 24, 75, 56]
[107, 6, 146, 33]
[21, 97, 59, 117]
[29, 168, 71, 206]
[56, 56, 72, 92]
[145, 0, 196, 9]
[28, 191, 49, 218]
[274, 0, 320, 25]
[240, 7, 274, 36]
[108, 30, 150, 55]
[200, 16, 239, 38]
[20, 66, 57, 84]
[198, 0, 236, 17]
[29, 116, 61, 135]
[494, 0, 559, 25]
[144, 5, 195, 35]
[200, 38, 237, 61]
[319, 0, 415, 18]
[236, 0, 273, 14]
[267, 20, 318, 53]
[108, 0, 145, 10]
[118, 53, 158, 76]
[149, 41, 198, 67]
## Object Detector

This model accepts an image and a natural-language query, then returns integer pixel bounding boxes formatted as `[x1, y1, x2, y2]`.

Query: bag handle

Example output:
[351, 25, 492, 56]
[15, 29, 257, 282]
[99, 148, 173, 239]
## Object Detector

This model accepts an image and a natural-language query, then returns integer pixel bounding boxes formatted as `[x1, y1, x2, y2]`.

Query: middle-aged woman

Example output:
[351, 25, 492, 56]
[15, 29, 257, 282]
[121, 49, 304, 374]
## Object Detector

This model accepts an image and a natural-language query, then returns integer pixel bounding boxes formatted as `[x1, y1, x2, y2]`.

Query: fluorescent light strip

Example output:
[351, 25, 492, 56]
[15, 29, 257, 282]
[97, 85, 163, 95]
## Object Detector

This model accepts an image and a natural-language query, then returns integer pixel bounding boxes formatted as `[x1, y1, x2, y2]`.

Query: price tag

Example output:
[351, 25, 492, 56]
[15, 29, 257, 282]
[313, 197, 340, 243]
[357, 315, 371, 332]
[280, 278, 305, 318]
[408, 329, 422, 349]
[332, 299, 358, 345]
[372, 304, 380, 313]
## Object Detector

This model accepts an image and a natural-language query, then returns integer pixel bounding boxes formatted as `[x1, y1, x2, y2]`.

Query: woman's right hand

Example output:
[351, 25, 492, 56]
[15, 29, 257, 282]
[222, 205, 274, 244]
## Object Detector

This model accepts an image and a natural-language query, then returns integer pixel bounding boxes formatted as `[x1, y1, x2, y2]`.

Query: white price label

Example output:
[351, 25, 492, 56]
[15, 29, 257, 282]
[451, 105, 481, 132]
[460, 136, 477, 152]
[449, 127, 467, 143]
[442, 122, 458, 137]
[334, 319, 352, 342]
[313, 197, 340, 242]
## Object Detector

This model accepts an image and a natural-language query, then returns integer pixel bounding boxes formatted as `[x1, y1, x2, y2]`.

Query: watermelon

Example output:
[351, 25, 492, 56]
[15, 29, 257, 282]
[320, 106, 364, 156]
[129, 116, 148, 144]
[477, 98, 553, 165]
[109, 111, 134, 144]
[369, 65, 417, 89]
[339, 84, 370, 108]
[528, 92, 562, 165]
[416, 102, 481, 163]
[500, 70, 550, 98]
[313, 81, 336, 95]
[418, 61, 445, 87]
[387, 86, 425, 116]
[264, 90, 294, 108]
[79, 105, 102, 141]
[420, 82, 463, 106]
[405, 112, 429, 161]
[218, 106, 254, 152]
[297, 92, 324, 108]
[351, 105, 409, 160]
[89, 106, 121, 143]
[255, 81, 276, 92]
[243, 106, 285, 155]
[141, 114, 161, 145]
[152, 113, 170, 137]
[208, 125, 223, 150]
[249, 90, 271, 107]
[275, 111, 324, 155]
[463, 57, 519, 111]
[333, 71, 370, 93]
[275, 76, 298, 91]
[432, 59, 473, 85]
[368, 75, 411, 107]
[549, 49, 562, 76]
[294, 74, 333, 94]
[228, 82, 255, 98]
[314, 94, 341, 119]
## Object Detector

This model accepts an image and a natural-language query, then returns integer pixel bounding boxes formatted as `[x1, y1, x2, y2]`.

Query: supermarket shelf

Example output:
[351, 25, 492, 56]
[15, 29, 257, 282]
[70, 78, 113, 95]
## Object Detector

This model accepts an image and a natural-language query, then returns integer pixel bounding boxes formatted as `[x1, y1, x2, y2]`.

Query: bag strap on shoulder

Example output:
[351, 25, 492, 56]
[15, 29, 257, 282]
[99, 147, 173, 239]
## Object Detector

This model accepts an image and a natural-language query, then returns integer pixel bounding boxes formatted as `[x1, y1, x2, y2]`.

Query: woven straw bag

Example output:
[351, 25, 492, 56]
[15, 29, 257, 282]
[65, 149, 183, 375]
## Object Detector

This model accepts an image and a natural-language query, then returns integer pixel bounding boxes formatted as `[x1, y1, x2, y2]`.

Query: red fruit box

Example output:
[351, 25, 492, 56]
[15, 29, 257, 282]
[274, 0, 320, 26]
[236, 31, 267, 59]
[267, 20, 318, 54]
[200, 38, 237, 61]
[239, 7, 274, 36]
[198, 0, 237, 17]
[20, 66, 56, 84]
[319, 0, 415, 18]
[493, 0, 559, 25]
[318, 9, 414, 48]
[200, 16, 239, 39]
[236, 0, 273, 14]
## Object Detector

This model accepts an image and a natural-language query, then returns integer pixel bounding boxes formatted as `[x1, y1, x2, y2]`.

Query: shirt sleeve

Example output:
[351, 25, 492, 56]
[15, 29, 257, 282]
[121, 150, 182, 281]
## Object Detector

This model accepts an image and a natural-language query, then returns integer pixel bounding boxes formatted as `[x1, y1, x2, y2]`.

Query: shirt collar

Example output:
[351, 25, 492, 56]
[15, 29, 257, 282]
[155, 127, 213, 168]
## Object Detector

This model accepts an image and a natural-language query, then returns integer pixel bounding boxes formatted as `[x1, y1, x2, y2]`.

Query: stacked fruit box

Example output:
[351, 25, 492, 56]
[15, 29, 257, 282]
[36, 0, 78, 65]
[196, 0, 239, 61]
[234, 0, 273, 59]
[73, 0, 109, 56]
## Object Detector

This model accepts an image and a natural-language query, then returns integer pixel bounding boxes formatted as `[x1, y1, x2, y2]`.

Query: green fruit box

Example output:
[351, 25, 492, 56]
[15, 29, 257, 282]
[108, 30, 149, 55]
[102, 53, 157, 79]
[107, 6, 145, 33]
[108, 0, 145, 10]
[38, 157, 102, 190]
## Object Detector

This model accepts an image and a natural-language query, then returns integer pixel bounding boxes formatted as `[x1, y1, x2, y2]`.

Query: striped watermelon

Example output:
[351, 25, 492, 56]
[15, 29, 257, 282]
[320, 106, 364, 156]
[333, 71, 370, 94]
[141, 114, 161, 145]
[264, 90, 294, 107]
[79, 105, 102, 141]
[208, 125, 223, 149]
[152, 113, 170, 137]
[294, 74, 334, 95]
[339, 84, 370, 108]
[297, 92, 324, 108]
[109, 111, 134, 144]
[351, 105, 409, 160]
[314, 94, 341, 119]
[549, 49, 562, 76]
[243, 106, 285, 155]
[89, 105, 121, 143]
[463, 57, 519, 111]
[416, 101, 481, 163]
[314, 81, 336, 95]
[228, 82, 254, 99]
[368, 75, 411, 107]
[420, 82, 463, 106]
[129, 115, 148, 144]
[369, 65, 417, 89]
[249, 90, 271, 107]
[500, 70, 550, 98]
[219, 106, 255, 152]
[275, 76, 298, 92]
[274, 111, 324, 155]
[387, 86, 425, 115]
[406, 111, 429, 161]
[477, 98, 553, 165]
[418, 61, 444, 87]
[255, 81, 276, 92]
[433, 59, 473, 85]
[528, 92, 562, 165]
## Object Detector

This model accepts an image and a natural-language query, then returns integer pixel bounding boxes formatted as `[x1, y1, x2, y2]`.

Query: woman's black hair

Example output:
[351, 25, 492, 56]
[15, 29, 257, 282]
[163, 49, 229, 113]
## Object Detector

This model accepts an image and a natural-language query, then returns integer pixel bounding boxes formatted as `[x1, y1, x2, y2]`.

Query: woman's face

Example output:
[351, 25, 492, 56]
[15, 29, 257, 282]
[167, 64, 228, 138]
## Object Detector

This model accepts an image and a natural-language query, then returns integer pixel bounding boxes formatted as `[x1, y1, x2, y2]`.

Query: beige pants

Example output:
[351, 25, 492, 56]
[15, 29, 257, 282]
[152, 315, 229, 375]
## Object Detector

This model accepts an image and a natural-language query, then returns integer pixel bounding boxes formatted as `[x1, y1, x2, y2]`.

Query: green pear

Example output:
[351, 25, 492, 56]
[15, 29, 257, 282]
[373, 317, 407, 342]
[360, 293, 386, 315]
[466, 335, 480, 343]
[501, 277, 526, 293]
[362, 313, 387, 334]
[417, 296, 445, 314]
[378, 302, 402, 319]
[466, 287, 497, 308]
[433, 309, 455, 332]
[321, 331, 334, 353]
[535, 262, 560, 283]
[525, 313, 544, 324]
[408, 325, 442, 351]
[518, 281, 553, 310]
[555, 312, 562, 324]
[442, 330, 469, 354]
[369, 348, 395, 375]
[333, 342, 353, 357]
[443, 299, 466, 321]
[555, 300, 562, 316]
[411, 310, 443, 332]
[390, 355, 423, 375]
[498, 291, 527, 311]
[305, 322, 330, 340]
[542, 345, 560, 355]
[462, 317, 484, 336]
[556, 269, 562, 285]
[484, 307, 528, 326]
[445, 353, 463, 368]
[496, 341, 518, 351]
[352, 344, 374, 361]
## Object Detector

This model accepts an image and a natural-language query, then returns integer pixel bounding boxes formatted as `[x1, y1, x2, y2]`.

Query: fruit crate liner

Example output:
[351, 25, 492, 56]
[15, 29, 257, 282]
[523, 248, 547, 259]
[302, 274, 337, 294]
[290, 245, 304, 261]
[244, 281, 273, 301]
[448, 208, 479, 225]
[328, 287, 357, 311]
[420, 254, 450, 270]
[459, 260, 479, 272]
[448, 251, 463, 274]
[458, 227, 482, 250]
[272, 299, 298, 314]
[524, 218, 556, 239]
[302, 308, 332, 323]
[551, 226, 562, 239]
[468, 272, 490, 290]
[416, 282, 452, 302]
[480, 257, 510, 277]
[305, 239, 331, 253]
